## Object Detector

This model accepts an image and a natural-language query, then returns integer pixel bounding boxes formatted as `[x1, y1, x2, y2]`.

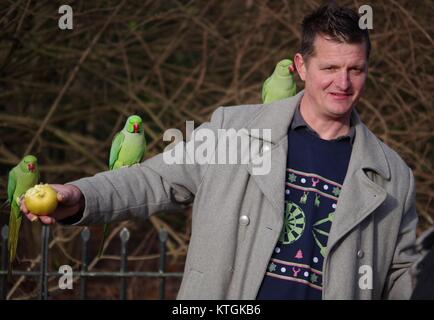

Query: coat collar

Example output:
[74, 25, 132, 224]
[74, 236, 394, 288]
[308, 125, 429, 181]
[245, 90, 390, 180]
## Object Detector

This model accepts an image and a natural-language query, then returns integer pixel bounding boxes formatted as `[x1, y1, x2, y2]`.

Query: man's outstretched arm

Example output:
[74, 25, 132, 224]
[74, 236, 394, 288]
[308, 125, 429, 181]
[21, 107, 225, 226]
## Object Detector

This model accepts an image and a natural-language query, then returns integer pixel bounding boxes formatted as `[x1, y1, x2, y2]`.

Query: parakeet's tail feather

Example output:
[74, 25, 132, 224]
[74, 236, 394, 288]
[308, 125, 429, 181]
[8, 205, 22, 265]
[97, 223, 110, 257]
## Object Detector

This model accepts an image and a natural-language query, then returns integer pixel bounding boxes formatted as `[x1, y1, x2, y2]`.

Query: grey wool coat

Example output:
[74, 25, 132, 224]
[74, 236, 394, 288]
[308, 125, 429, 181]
[67, 90, 420, 299]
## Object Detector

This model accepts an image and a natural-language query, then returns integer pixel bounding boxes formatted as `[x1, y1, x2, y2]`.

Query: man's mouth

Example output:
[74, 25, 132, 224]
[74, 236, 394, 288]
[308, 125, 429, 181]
[329, 92, 352, 100]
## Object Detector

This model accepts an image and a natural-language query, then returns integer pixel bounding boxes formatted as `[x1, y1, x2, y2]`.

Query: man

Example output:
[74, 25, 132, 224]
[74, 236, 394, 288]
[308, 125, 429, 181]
[21, 3, 421, 299]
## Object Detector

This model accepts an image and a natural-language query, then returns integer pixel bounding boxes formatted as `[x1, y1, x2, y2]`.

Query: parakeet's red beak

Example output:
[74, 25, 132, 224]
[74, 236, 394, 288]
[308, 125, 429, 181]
[28, 163, 35, 172]
[133, 123, 139, 133]
[288, 64, 295, 73]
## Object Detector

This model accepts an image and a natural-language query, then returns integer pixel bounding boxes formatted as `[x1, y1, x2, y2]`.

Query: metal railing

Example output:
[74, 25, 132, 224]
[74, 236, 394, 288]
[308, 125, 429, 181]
[0, 225, 183, 300]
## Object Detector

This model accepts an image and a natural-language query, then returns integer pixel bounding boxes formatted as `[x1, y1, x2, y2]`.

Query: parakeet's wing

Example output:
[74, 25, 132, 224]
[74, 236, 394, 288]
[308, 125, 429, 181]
[7, 169, 17, 205]
[135, 137, 147, 163]
[109, 131, 125, 170]
[261, 76, 272, 103]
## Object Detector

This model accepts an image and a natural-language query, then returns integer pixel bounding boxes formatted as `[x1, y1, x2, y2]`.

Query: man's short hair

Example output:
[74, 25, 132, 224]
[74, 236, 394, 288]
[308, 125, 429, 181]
[300, 1, 371, 62]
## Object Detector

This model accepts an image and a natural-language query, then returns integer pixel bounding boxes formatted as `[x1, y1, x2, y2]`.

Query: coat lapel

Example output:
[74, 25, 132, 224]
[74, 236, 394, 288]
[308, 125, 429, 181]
[245, 91, 302, 226]
[325, 111, 390, 254]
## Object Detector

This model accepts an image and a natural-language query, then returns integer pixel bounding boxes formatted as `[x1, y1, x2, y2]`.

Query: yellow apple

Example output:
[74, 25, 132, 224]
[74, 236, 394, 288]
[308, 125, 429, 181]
[24, 184, 58, 216]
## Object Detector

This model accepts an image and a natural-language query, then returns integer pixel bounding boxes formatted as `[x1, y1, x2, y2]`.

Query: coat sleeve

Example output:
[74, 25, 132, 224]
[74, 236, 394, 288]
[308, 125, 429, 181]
[383, 168, 420, 299]
[62, 107, 225, 226]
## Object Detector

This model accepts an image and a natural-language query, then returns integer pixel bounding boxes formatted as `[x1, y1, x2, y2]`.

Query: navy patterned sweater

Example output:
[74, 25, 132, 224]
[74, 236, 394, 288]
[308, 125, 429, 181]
[256, 108, 353, 300]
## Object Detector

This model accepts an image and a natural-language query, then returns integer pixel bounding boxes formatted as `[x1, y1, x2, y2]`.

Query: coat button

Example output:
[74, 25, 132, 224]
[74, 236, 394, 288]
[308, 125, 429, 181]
[239, 215, 250, 226]
[357, 249, 364, 258]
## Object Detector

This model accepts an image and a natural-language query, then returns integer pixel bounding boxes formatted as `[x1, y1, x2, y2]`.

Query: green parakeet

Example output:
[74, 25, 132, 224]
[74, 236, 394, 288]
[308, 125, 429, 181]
[261, 59, 297, 104]
[98, 115, 147, 256]
[6, 155, 39, 265]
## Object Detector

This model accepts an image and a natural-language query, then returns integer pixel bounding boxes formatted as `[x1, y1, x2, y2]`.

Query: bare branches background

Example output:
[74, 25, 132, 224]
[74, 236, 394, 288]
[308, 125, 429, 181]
[0, 0, 433, 299]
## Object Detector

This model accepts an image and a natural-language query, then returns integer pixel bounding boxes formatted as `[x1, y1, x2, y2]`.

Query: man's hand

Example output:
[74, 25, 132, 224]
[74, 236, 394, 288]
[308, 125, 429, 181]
[20, 184, 85, 225]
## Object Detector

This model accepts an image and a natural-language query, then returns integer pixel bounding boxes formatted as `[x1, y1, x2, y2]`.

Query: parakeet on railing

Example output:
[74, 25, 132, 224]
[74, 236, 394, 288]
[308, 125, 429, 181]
[261, 59, 297, 104]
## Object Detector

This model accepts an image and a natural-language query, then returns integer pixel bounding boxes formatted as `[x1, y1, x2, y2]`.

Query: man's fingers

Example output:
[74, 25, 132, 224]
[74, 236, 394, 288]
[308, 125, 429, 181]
[20, 202, 28, 214]
[26, 213, 38, 222]
[39, 215, 55, 224]
[19, 199, 36, 221]
[50, 184, 83, 206]
[23, 213, 54, 224]
[20, 198, 52, 223]
[50, 184, 65, 202]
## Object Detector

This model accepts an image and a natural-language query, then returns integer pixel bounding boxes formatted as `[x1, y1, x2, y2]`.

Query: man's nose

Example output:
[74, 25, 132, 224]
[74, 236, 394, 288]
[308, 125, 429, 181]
[335, 71, 351, 91]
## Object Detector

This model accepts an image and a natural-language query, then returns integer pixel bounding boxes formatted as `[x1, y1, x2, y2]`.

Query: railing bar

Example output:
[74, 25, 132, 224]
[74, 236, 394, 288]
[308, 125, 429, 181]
[158, 229, 168, 300]
[0, 226, 8, 300]
[80, 227, 90, 300]
[119, 228, 129, 300]
[39, 225, 49, 300]
[0, 271, 184, 277]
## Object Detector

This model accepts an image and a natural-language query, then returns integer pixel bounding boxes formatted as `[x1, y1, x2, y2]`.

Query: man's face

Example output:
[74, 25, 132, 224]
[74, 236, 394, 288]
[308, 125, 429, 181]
[295, 35, 368, 119]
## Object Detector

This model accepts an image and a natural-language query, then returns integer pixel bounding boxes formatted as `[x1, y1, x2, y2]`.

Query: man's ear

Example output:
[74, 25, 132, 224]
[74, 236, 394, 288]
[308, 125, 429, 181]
[294, 53, 306, 81]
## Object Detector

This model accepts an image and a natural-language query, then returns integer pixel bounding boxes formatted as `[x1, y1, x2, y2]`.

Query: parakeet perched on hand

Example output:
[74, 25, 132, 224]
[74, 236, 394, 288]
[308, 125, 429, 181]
[98, 115, 147, 256]
[261, 59, 297, 104]
[6, 155, 39, 265]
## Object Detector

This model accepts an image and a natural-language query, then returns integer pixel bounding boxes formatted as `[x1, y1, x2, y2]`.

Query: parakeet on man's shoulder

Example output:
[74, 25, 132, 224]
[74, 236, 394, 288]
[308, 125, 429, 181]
[6, 155, 39, 265]
[261, 58, 297, 104]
